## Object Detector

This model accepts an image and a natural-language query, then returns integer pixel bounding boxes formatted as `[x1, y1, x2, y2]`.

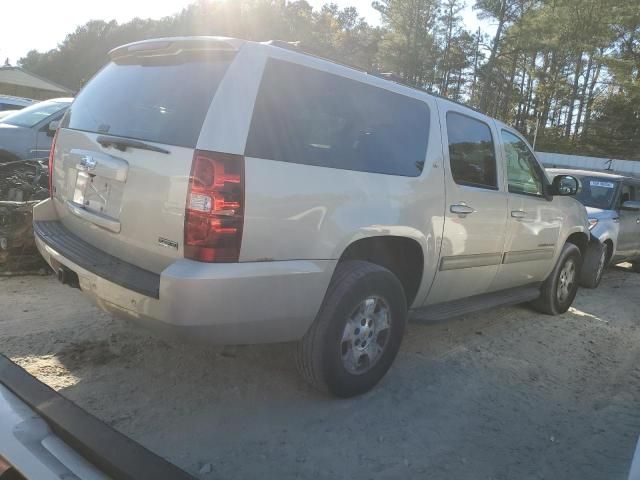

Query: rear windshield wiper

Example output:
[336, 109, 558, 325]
[96, 135, 170, 154]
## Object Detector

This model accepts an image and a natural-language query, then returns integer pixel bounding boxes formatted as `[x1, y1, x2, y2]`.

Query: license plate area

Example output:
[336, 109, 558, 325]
[73, 171, 111, 214]
[71, 170, 124, 221]
[65, 149, 129, 228]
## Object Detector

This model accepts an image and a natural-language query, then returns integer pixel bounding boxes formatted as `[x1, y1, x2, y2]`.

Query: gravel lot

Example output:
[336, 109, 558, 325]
[2, 265, 640, 480]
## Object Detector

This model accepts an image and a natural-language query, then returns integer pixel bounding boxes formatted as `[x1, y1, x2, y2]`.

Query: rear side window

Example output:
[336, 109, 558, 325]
[446, 112, 497, 189]
[65, 53, 234, 148]
[246, 59, 429, 177]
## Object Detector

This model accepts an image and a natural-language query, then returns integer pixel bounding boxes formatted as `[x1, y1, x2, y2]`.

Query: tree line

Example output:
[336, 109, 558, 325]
[18, 0, 640, 160]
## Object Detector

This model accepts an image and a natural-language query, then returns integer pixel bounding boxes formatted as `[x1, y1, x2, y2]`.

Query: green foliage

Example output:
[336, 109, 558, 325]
[17, 0, 640, 160]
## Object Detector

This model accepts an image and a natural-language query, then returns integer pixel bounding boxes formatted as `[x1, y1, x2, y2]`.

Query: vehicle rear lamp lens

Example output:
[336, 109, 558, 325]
[184, 151, 244, 262]
[48, 129, 59, 198]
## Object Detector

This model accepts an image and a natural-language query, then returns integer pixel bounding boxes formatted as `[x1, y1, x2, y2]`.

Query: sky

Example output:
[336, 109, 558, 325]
[1, 0, 490, 65]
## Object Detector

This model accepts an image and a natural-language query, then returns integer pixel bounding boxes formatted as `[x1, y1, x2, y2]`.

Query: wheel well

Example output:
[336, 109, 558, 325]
[339, 236, 424, 306]
[566, 232, 589, 257]
[603, 239, 614, 263]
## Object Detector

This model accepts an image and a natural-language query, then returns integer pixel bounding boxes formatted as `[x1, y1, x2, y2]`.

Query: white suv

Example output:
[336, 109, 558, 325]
[34, 37, 591, 397]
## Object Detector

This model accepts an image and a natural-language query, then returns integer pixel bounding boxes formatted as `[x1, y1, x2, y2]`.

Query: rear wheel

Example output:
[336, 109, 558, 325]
[531, 243, 581, 315]
[296, 261, 407, 397]
[579, 241, 608, 289]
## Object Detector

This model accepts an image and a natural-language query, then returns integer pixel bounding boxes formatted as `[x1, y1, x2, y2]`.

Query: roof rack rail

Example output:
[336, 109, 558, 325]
[265, 40, 301, 50]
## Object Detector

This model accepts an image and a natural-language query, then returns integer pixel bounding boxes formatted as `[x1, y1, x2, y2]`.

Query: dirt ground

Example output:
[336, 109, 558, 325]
[2, 265, 640, 480]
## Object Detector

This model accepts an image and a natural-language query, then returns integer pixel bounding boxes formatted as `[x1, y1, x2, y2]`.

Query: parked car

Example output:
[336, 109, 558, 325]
[0, 98, 72, 162]
[0, 94, 36, 112]
[547, 168, 640, 284]
[34, 37, 593, 397]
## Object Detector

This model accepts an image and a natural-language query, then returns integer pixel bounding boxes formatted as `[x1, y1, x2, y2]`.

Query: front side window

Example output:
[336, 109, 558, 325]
[501, 130, 545, 196]
[620, 184, 636, 204]
[246, 59, 430, 177]
[446, 112, 497, 189]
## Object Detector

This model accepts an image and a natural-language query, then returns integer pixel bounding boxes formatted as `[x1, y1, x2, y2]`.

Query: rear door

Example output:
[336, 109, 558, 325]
[491, 129, 560, 290]
[425, 105, 508, 304]
[51, 44, 236, 273]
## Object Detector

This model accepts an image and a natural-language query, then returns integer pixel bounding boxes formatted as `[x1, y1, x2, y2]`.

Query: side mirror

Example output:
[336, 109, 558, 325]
[621, 200, 640, 211]
[550, 174, 579, 196]
[47, 120, 60, 136]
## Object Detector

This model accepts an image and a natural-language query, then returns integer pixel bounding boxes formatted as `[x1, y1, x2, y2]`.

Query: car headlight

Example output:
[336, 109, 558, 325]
[588, 218, 598, 230]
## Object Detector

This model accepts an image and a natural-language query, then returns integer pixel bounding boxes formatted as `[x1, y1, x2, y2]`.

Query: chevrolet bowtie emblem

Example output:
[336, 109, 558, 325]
[79, 155, 97, 171]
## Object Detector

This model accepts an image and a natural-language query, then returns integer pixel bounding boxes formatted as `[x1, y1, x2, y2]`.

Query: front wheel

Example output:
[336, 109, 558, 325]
[296, 261, 407, 398]
[531, 243, 582, 315]
[579, 241, 607, 289]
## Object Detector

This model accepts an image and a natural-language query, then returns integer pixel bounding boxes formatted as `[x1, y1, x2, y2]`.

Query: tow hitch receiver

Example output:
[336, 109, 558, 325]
[57, 266, 80, 289]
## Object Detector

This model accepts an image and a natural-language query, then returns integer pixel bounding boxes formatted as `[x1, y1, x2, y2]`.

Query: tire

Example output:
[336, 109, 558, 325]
[579, 241, 607, 289]
[631, 261, 640, 273]
[531, 243, 582, 315]
[296, 260, 407, 398]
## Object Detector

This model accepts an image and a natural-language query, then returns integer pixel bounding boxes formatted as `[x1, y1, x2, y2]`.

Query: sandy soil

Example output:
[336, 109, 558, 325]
[2, 265, 640, 479]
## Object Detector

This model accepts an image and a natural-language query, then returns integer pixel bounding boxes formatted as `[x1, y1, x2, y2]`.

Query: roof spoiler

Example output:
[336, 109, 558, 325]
[109, 36, 244, 60]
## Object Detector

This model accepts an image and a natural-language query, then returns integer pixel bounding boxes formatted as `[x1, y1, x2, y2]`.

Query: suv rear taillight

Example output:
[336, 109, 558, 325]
[48, 129, 59, 198]
[184, 150, 244, 262]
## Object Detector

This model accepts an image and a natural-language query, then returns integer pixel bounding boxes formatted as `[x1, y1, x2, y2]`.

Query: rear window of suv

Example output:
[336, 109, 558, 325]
[246, 59, 429, 177]
[64, 53, 234, 148]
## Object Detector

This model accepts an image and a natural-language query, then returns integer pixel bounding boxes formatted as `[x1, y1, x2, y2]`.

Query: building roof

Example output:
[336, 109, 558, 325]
[0, 66, 73, 96]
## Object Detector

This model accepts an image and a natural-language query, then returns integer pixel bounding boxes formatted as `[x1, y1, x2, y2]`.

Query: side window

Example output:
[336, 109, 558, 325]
[39, 111, 63, 131]
[620, 184, 636, 204]
[446, 112, 497, 189]
[246, 59, 430, 177]
[501, 130, 545, 196]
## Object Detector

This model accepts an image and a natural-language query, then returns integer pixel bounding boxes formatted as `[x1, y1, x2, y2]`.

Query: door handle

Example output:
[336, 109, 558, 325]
[450, 203, 475, 215]
[511, 210, 527, 219]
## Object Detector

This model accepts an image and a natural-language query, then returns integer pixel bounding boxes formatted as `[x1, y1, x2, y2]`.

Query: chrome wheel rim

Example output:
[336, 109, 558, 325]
[340, 296, 391, 375]
[557, 258, 576, 303]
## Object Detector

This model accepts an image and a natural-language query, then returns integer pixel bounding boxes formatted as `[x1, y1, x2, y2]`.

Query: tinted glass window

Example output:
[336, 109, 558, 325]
[573, 176, 619, 209]
[620, 184, 636, 204]
[4, 100, 69, 128]
[246, 59, 429, 177]
[501, 130, 545, 196]
[65, 53, 234, 148]
[446, 112, 497, 189]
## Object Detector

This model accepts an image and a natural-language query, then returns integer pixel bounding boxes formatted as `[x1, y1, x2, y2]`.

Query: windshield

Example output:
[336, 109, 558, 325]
[3, 100, 69, 128]
[574, 176, 620, 209]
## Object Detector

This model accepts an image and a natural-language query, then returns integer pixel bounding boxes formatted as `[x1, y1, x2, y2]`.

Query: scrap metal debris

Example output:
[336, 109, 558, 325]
[0, 159, 50, 274]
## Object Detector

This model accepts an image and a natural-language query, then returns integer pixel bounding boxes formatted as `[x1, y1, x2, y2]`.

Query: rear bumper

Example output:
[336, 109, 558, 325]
[33, 199, 335, 344]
